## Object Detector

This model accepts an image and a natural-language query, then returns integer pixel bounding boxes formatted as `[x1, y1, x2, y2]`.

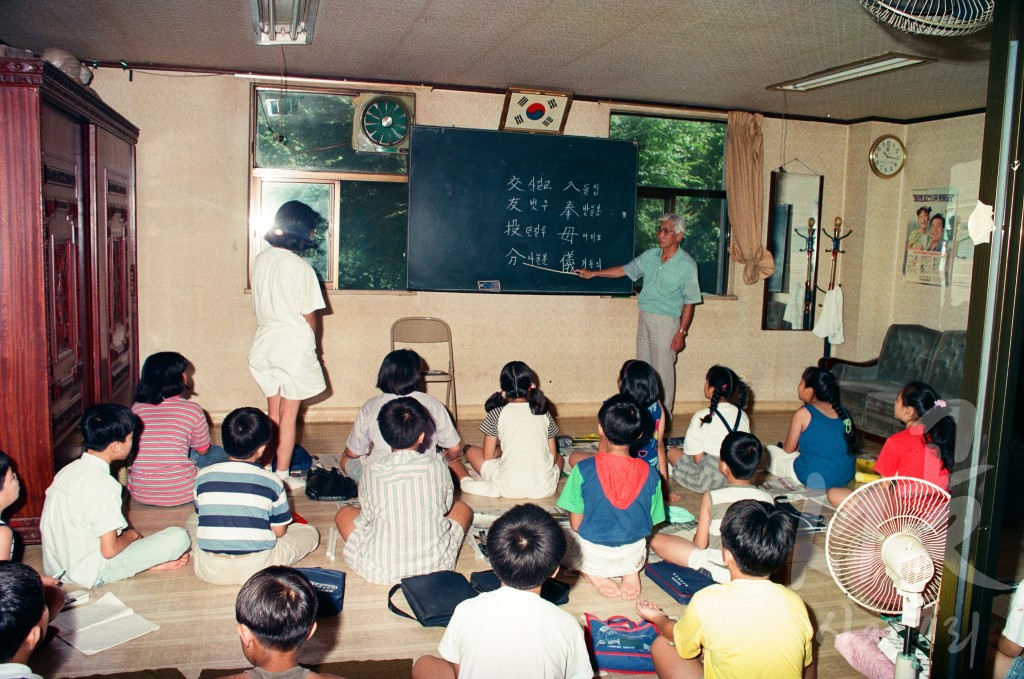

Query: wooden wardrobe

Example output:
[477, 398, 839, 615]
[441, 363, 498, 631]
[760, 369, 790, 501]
[0, 57, 139, 542]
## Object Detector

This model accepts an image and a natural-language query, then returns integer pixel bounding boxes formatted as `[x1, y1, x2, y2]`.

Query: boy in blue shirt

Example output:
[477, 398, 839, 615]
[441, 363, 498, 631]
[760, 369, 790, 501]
[191, 407, 319, 585]
[558, 394, 664, 600]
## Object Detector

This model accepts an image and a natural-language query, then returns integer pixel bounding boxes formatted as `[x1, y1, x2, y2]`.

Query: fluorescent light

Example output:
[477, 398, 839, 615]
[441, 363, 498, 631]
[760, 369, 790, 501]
[767, 52, 935, 92]
[252, 0, 320, 46]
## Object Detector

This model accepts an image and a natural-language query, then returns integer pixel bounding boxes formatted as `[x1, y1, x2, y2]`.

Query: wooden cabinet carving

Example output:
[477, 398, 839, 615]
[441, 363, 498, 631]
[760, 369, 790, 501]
[0, 58, 139, 542]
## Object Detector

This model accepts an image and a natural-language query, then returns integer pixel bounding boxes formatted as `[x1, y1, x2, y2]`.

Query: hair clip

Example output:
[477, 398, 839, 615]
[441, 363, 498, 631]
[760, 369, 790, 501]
[934, 399, 947, 409]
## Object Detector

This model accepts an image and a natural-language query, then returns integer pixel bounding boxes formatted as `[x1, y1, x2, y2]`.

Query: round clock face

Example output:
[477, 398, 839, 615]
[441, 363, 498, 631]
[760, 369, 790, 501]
[361, 96, 410, 147]
[869, 135, 906, 178]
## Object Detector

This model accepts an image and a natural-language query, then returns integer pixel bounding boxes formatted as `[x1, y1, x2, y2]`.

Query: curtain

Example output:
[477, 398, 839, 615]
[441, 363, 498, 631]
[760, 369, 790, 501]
[725, 111, 774, 285]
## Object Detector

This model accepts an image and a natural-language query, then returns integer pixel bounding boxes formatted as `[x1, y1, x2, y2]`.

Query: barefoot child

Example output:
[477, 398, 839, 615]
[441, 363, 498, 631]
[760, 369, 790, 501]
[558, 394, 665, 600]
[41, 404, 191, 588]
[223, 566, 346, 679]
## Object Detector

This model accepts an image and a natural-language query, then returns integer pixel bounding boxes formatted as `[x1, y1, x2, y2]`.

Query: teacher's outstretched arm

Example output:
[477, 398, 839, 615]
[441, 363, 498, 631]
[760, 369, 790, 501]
[576, 265, 627, 279]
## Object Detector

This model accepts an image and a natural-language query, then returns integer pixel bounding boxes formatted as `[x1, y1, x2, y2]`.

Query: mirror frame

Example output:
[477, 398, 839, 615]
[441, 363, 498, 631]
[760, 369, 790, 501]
[761, 171, 824, 331]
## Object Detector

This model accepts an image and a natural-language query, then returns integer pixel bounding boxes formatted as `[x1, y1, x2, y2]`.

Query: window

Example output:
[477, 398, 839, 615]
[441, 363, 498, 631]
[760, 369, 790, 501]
[250, 86, 408, 290]
[609, 114, 728, 295]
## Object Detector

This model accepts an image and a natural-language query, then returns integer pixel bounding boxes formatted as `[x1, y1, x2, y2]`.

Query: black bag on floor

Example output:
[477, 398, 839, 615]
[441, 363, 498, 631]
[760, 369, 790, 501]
[305, 467, 357, 501]
[297, 567, 346, 616]
[387, 570, 478, 627]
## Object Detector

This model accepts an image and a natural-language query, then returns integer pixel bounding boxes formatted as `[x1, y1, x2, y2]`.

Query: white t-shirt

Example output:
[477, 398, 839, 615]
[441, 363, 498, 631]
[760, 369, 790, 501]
[438, 586, 592, 679]
[1005, 584, 1024, 646]
[41, 454, 128, 587]
[346, 391, 460, 460]
[682, 403, 750, 458]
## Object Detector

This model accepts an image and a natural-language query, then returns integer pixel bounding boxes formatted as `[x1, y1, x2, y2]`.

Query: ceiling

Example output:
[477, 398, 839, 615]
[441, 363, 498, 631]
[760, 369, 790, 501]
[0, 0, 993, 122]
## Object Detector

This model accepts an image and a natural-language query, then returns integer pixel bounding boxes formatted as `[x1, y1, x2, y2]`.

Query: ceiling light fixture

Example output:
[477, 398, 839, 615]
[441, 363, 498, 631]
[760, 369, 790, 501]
[252, 0, 320, 46]
[767, 52, 936, 92]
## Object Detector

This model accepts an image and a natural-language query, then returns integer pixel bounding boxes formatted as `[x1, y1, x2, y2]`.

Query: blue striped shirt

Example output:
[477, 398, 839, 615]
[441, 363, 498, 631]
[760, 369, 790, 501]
[194, 461, 291, 555]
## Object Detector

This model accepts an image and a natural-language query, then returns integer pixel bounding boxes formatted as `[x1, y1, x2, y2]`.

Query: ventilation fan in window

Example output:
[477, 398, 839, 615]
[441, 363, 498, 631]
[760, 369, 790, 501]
[352, 94, 415, 153]
[860, 0, 994, 36]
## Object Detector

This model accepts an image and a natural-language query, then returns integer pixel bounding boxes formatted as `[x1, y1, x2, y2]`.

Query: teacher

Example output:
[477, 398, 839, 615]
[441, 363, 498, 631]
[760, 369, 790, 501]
[576, 213, 702, 417]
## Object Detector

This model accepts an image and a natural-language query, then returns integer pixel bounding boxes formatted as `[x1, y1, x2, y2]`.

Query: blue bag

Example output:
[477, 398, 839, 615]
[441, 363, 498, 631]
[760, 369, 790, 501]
[644, 561, 716, 604]
[584, 613, 659, 675]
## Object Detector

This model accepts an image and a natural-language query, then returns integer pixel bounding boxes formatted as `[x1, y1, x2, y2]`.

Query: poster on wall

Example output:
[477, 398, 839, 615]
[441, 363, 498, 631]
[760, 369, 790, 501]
[904, 187, 957, 286]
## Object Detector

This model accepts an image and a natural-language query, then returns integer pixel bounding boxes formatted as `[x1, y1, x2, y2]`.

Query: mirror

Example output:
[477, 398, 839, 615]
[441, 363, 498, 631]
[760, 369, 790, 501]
[762, 171, 824, 330]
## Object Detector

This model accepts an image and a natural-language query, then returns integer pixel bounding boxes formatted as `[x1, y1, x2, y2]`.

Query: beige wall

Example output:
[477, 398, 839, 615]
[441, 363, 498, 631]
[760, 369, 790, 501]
[90, 70, 982, 423]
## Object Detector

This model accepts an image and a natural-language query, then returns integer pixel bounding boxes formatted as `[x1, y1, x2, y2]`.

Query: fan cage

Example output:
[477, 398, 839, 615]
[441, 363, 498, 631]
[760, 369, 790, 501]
[860, 0, 994, 36]
[826, 477, 949, 615]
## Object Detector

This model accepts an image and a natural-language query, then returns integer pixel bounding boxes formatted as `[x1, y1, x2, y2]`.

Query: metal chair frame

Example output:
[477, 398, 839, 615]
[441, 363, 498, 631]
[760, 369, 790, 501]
[390, 317, 458, 423]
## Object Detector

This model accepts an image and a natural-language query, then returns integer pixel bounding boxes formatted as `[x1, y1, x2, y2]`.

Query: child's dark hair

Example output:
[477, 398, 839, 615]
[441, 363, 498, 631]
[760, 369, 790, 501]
[235, 566, 317, 653]
[901, 381, 957, 473]
[134, 351, 188, 405]
[598, 393, 650, 451]
[375, 349, 422, 396]
[720, 500, 797, 577]
[484, 361, 550, 416]
[222, 407, 272, 459]
[486, 503, 566, 590]
[0, 562, 45, 663]
[377, 397, 430, 451]
[81, 404, 138, 452]
[700, 365, 747, 430]
[618, 360, 660, 408]
[801, 366, 859, 455]
[719, 432, 762, 480]
[264, 201, 319, 252]
[0, 451, 12, 491]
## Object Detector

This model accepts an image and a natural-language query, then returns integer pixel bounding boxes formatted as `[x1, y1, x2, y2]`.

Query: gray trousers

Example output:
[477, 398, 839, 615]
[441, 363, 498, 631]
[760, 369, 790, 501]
[636, 310, 679, 415]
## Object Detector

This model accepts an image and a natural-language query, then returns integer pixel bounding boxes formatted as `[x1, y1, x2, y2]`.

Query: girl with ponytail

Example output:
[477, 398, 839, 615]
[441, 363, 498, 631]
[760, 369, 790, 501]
[669, 365, 751, 493]
[461, 361, 563, 499]
[767, 367, 857, 502]
[875, 381, 956, 489]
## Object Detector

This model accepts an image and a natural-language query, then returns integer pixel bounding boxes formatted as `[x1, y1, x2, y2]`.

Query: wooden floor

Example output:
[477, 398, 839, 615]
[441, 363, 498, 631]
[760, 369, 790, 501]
[20, 409, 1017, 678]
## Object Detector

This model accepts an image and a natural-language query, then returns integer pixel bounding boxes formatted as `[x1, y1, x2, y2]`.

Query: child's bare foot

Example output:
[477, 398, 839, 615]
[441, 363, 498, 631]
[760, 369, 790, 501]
[635, 600, 664, 622]
[147, 553, 190, 572]
[583, 573, 621, 598]
[620, 572, 642, 600]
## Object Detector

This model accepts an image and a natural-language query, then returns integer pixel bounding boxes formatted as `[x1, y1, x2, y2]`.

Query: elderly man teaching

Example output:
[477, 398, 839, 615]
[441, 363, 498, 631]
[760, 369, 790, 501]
[576, 213, 702, 419]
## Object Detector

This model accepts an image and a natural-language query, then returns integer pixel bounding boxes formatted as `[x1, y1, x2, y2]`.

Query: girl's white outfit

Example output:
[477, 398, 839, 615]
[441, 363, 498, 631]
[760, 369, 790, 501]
[478, 403, 560, 499]
[248, 247, 326, 400]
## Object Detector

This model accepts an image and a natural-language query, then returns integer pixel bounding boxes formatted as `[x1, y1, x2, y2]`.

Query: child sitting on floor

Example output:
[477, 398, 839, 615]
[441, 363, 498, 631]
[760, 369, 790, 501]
[637, 500, 815, 679]
[411, 503, 592, 679]
[459, 361, 562, 499]
[767, 366, 857, 504]
[335, 397, 473, 585]
[41, 404, 191, 588]
[0, 562, 49, 679]
[192, 407, 319, 585]
[669, 364, 750, 493]
[650, 431, 774, 583]
[558, 394, 665, 600]
[222, 566, 345, 679]
[129, 351, 228, 507]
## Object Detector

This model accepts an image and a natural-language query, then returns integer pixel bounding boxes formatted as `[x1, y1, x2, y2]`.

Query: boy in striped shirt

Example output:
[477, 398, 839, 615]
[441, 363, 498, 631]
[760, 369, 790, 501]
[191, 408, 319, 585]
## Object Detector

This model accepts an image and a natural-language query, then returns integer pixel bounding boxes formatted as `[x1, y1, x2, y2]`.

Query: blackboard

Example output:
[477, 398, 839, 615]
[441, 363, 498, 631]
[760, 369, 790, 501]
[407, 126, 637, 294]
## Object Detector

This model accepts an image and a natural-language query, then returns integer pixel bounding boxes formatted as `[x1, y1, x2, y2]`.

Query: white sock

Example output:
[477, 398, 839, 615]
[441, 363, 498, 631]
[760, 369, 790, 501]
[459, 477, 500, 498]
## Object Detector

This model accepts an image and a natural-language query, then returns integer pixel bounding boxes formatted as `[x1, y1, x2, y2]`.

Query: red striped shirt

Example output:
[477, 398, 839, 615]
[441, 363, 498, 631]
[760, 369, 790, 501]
[128, 396, 211, 506]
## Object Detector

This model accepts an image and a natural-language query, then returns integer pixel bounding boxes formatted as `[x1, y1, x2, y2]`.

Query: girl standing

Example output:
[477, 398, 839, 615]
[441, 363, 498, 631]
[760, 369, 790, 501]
[248, 201, 327, 489]
[767, 367, 857, 498]
[129, 352, 224, 506]
[461, 361, 562, 499]
[669, 365, 750, 493]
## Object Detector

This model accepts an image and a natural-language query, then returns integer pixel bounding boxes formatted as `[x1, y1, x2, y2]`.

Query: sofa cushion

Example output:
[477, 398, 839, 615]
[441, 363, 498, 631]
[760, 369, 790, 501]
[838, 379, 902, 426]
[924, 330, 967, 398]
[863, 391, 904, 439]
[876, 325, 941, 385]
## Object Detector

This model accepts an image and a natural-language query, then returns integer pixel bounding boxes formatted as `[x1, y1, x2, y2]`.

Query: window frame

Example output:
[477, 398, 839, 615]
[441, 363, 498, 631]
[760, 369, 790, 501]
[609, 112, 730, 296]
[247, 84, 410, 291]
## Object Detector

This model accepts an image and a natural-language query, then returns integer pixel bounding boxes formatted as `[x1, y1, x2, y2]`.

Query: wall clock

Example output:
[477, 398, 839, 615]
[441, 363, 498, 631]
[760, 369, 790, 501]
[869, 134, 906, 178]
[499, 87, 573, 134]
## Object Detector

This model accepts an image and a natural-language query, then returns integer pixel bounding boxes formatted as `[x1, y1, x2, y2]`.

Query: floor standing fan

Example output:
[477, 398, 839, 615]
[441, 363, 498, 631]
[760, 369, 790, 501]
[826, 477, 950, 678]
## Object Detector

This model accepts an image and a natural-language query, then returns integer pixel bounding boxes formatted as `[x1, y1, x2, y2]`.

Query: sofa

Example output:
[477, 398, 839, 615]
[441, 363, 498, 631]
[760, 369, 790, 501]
[819, 324, 966, 440]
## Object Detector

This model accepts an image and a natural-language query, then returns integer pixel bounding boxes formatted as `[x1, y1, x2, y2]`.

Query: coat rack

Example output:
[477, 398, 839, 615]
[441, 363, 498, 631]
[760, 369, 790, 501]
[821, 216, 853, 358]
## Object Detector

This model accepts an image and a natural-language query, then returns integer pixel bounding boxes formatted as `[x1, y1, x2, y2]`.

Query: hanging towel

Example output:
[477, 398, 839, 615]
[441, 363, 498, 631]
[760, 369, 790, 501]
[783, 280, 805, 329]
[813, 287, 845, 345]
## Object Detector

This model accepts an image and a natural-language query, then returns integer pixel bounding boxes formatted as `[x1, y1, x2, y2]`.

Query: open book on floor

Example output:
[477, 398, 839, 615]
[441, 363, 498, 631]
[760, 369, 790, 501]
[53, 592, 158, 655]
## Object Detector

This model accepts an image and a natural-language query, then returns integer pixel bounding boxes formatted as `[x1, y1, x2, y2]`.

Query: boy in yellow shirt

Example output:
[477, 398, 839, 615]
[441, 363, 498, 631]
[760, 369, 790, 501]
[636, 499, 815, 679]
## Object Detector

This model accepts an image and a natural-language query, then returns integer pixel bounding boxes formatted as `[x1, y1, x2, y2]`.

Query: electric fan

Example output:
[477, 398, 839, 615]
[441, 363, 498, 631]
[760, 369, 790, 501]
[826, 477, 950, 678]
[859, 0, 994, 37]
